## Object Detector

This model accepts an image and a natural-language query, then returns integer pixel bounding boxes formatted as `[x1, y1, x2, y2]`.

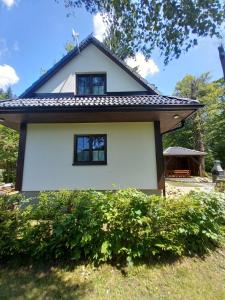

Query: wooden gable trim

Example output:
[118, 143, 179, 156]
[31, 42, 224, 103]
[15, 123, 27, 191]
[91, 38, 157, 94]
[154, 121, 165, 194]
[20, 36, 157, 98]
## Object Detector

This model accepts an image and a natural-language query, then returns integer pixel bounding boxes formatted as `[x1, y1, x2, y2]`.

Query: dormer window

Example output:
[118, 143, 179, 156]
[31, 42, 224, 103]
[77, 74, 106, 95]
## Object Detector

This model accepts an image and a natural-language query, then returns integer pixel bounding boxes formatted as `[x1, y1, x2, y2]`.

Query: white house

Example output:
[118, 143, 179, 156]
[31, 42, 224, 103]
[0, 36, 203, 196]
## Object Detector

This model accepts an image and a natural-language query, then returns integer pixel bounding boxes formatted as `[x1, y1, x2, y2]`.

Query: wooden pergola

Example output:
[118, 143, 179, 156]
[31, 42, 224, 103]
[164, 147, 206, 177]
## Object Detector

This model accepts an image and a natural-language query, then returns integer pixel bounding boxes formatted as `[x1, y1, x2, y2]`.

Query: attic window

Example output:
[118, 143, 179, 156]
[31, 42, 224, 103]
[77, 74, 106, 95]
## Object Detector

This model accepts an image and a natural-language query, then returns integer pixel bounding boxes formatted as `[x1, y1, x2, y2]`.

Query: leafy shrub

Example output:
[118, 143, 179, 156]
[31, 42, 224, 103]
[0, 190, 224, 263]
[215, 181, 225, 193]
[0, 193, 24, 258]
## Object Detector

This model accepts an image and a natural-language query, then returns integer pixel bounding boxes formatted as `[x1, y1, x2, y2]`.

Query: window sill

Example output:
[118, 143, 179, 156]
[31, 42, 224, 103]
[72, 162, 107, 166]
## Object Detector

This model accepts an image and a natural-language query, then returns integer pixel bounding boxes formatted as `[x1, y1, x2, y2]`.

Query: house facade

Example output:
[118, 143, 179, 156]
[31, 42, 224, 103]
[0, 36, 203, 196]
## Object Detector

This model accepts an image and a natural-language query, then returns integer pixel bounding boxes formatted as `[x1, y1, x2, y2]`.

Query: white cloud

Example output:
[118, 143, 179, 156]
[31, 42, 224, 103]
[1, 0, 16, 8]
[0, 64, 19, 89]
[93, 13, 159, 78]
[93, 13, 108, 42]
[126, 53, 159, 78]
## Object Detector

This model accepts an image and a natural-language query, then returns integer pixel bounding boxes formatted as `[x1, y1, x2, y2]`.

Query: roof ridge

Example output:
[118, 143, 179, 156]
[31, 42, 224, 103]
[20, 35, 158, 98]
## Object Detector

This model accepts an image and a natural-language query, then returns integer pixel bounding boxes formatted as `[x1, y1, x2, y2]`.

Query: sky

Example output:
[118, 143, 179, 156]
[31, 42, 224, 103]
[0, 0, 224, 96]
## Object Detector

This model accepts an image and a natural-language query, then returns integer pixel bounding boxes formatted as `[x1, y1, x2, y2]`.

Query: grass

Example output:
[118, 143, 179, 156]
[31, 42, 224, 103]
[0, 249, 225, 300]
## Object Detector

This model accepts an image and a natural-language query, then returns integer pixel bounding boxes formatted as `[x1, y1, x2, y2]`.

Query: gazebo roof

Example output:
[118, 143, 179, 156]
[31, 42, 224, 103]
[163, 147, 206, 156]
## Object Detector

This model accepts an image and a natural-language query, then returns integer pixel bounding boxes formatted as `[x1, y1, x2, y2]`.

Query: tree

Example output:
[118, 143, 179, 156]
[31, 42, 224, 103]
[163, 73, 225, 172]
[0, 87, 12, 100]
[61, 0, 224, 63]
[218, 44, 225, 79]
[64, 41, 75, 53]
[103, 26, 136, 60]
[0, 89, 19, 183]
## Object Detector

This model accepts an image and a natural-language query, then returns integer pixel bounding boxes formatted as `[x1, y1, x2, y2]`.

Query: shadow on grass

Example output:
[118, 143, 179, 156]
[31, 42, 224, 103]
[0, 260, 92, 300]
[110, 248, 217, 277]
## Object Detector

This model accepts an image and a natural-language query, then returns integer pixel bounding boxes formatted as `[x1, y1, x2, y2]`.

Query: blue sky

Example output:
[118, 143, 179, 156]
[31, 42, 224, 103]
[0, 0, 223, 96]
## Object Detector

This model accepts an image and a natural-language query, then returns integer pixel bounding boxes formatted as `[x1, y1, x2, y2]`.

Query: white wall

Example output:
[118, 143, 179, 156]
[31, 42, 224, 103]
[22, 122, 157, 191]
[36, 44, 147, 94]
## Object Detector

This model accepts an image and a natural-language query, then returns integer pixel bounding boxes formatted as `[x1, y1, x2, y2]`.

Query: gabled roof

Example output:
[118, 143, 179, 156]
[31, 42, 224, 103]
[0, 95, 202, 110]
[164, 147, 206, 156]
[20, 35, 158, 98]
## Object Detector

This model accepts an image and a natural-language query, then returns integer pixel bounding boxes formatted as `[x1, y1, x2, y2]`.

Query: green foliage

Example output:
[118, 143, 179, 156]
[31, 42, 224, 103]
[0, 194, 24, 258]
[163, 73, 225, 171]
[62, 1, 224, 63]
[64, 41, 75, 53]
[0, 89, 19, 183]
[103, 26, 136, 60]
[0, 87, 12, 100]
[0, 189, 224, 264]
[0, 125, 19, 183]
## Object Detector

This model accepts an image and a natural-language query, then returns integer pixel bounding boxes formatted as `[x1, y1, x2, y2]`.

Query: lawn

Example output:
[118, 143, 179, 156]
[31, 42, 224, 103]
[1, 249, 225, 300]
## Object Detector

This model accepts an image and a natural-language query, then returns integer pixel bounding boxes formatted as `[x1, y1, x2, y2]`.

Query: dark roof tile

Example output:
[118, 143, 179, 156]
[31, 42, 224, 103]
[0, 95, 201, 110]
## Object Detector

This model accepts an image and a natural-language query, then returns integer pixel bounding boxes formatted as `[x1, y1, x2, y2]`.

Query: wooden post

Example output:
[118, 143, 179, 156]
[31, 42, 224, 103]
[15, 123, 27, 191]
[154, 121, 165, 195]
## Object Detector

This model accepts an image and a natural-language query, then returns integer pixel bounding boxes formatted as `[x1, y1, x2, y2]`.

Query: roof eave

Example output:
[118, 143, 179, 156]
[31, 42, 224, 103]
[0, 104, 203, 114]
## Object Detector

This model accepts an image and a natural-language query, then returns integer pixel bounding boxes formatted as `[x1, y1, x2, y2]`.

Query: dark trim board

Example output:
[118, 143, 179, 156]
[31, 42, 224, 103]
[91, 38, 157, 94]
[154, 121, 165, 194]
[20, 36, 157, 98]
[35, 91, 151, 97]
[34, 92, 75, 98]
[0, 105, 202, 114]
[15, 123, 27, 191]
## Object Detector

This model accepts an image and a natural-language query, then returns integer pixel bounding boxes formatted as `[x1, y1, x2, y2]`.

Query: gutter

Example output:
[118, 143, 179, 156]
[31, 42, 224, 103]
[162, 120, 185, 135]
[162, 104, 203, 135]
[0, 104, 204, 114]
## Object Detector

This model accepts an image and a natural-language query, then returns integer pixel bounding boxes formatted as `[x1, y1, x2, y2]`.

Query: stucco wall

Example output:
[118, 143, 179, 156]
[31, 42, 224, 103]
[22, 122, 157, 191]
[36, 44, 146, 94]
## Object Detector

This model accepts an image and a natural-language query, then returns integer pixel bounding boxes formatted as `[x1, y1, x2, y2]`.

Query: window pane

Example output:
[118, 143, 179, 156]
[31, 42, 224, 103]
[92, 136, 105, 161]
[92, 76, 105, 95]
[77, 136, 90, 161]
[78, 76, 91, 95]
[93, 150, 105, 161]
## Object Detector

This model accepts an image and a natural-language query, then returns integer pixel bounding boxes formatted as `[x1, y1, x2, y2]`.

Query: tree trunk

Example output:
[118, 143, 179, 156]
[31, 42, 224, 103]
[218, 44, 225, 80]
[194, 112, 205, 176]
[191, 82, 205, 176]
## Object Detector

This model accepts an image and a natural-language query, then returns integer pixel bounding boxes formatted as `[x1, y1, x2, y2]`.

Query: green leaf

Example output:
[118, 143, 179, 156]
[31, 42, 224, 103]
[135, 210, 142, 216]
[101, 241, 110, 255]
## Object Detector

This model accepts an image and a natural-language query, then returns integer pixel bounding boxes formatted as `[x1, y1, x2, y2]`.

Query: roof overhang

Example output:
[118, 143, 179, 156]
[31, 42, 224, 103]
[0, 105, 202, 133]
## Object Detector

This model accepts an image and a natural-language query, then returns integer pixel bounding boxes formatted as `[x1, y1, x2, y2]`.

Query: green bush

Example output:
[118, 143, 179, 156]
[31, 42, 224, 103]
[0, 190, 224, 263]
[0, 193, 24, 258]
